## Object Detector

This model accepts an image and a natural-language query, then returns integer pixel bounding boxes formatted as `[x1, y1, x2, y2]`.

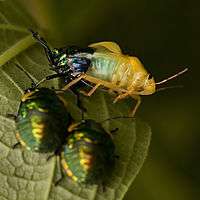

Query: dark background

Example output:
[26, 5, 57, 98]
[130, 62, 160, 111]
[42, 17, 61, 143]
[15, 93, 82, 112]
[19, 0, 199, 199]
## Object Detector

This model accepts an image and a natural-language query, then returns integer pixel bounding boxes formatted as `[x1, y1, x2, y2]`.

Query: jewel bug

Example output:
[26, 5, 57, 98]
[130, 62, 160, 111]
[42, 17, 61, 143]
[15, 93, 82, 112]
[12, 63, 71, 153]
[30, 29, 93, 87]
[31, 30, 188, 116]
[59, 119, 116, 184]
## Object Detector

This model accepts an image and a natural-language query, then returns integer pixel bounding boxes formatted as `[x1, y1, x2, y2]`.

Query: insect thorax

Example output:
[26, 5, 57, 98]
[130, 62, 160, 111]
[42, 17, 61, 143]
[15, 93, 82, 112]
[50, 46, 94, 81]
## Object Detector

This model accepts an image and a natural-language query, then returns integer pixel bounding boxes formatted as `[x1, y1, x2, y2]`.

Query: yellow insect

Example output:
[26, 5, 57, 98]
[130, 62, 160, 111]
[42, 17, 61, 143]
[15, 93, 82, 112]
[61, 41, 188, 116]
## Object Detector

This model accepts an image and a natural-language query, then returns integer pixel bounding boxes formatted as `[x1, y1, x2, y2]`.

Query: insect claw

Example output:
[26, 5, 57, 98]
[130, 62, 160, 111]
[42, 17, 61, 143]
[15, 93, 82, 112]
[6, 113, 17, 120]
[100, 181, 106, 192]
[54, 177, 63, 186]
[113, 99, 118, 103]
[110, 128, 119, 134]
[28, 28, 36, 35]
[113, 96, 121, 103]
[12, 142, 21, 149]
[29, 29, 40, 40]
[31, 82, 37, 88]
[47, 154, 55, 161]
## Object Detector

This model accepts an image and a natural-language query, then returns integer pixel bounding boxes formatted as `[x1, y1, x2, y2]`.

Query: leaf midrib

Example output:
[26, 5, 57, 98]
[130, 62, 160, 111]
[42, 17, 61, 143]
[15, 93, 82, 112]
[0, 34, 35, 67]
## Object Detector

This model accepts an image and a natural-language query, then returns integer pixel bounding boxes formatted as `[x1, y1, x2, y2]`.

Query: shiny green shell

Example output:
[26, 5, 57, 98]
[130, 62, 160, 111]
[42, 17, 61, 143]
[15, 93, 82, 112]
[16, 88, 71, 152]
[61, 120, 115, 184]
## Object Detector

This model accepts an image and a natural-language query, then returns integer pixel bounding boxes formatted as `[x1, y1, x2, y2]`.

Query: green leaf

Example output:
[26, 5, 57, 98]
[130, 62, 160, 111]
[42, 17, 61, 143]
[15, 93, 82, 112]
[0, 1, 151, 200]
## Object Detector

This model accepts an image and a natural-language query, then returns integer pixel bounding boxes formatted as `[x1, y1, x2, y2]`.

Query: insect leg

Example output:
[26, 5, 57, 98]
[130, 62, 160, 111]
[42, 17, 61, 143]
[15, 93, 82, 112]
[56, 94, 69, 109]
[129, 95, 141, 117]
[67, 122, 81, 132]
[35, 73, 66, 87]
[76, 92, 87, 119]
[84, 74, 126, 93]
[110, 128, 119, 135]
[12, 142, 21, 149]
[61, 74, 86, 91]
[55, 156, 65, 185]
[80, 83, 101, 96]
[6, 113, 17, 120]
[47, 154, 55, 161]
[47, 148, 61, 161]
[110, 127, 119, 133]
[113, 92, 130, 103]
[113, 93, 141, 116]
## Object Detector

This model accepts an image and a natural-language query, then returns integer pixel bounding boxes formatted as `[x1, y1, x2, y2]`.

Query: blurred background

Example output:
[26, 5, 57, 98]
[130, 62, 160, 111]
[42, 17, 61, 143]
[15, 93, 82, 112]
[18, 0, 200, 199]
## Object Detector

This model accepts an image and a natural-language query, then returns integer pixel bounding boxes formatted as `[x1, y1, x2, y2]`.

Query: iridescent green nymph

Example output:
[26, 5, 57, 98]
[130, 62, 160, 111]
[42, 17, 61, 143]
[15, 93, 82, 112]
[60, 120, 115, 184]
[15, 87, 71, 152]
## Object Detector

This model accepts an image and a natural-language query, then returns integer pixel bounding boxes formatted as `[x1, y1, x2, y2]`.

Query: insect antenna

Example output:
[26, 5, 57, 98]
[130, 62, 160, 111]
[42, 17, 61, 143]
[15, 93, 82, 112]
[99, 116, 135, 136]
[156, 68, 188, 85]
[100, 116, 135, 124]
[156, 85, 184, 92]
[28, 29, 51, 52]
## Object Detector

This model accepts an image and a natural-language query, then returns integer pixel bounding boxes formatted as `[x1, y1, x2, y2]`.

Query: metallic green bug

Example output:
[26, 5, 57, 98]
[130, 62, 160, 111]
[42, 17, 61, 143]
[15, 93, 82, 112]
[15, 87, 71, 153]
[60, 119, 116, 184]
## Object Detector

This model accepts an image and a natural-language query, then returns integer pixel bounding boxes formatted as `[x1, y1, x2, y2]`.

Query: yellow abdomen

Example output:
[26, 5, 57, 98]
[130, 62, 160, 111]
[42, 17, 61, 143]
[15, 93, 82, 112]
[111, 56, 149, 89]
[88, 51, 149, 90]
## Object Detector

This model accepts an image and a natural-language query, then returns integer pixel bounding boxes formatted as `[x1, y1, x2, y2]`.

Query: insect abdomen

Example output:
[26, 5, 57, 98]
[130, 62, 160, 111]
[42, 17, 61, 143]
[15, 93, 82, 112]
[88, 54, 119, 82]
[88, 53, 149, 90]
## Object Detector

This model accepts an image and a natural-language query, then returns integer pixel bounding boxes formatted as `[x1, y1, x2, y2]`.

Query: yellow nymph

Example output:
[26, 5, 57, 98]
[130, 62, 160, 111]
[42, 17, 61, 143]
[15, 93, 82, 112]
[62, 42, 187, 116]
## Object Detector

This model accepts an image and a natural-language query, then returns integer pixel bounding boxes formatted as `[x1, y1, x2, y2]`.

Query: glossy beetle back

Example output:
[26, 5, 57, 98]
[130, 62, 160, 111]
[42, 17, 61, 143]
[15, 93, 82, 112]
[16, 88, 71, 152]
[61, 120, 115, 184]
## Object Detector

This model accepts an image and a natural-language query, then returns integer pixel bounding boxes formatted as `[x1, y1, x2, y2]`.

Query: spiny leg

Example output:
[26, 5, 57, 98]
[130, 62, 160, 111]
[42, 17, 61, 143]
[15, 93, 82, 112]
[129, 95, 141, 117]
[80, 83, 101, 96]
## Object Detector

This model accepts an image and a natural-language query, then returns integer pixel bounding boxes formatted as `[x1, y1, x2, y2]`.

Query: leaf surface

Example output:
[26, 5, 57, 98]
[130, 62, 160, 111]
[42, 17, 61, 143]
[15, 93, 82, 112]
[0, 1, 151, 200]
